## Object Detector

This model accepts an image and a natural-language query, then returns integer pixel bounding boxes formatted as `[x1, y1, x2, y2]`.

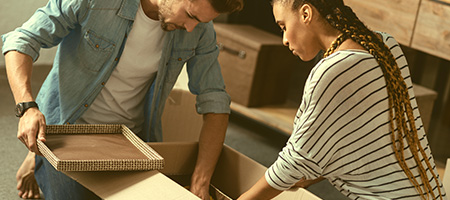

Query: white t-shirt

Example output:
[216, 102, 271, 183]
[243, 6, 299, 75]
[77, 4, 166, 134]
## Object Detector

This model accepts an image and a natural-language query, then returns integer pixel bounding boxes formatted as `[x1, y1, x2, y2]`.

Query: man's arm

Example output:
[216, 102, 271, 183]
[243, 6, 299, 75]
[5, 51, 46, 153]
[189, 113, 229, 200]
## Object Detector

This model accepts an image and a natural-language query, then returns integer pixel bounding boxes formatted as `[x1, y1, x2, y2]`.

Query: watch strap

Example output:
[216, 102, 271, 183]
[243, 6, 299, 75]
[16, 101, 39, 117]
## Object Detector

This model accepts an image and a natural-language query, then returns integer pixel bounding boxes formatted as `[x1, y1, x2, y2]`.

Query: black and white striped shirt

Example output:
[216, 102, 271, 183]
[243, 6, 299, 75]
[266, 32, 447, 199]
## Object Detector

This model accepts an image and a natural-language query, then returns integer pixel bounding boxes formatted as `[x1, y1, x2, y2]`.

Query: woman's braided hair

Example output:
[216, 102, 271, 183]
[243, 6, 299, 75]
[272, 0, 443, 199]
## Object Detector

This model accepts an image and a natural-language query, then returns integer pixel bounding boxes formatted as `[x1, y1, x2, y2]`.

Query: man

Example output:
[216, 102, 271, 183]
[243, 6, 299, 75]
[2, 0, 243, 199]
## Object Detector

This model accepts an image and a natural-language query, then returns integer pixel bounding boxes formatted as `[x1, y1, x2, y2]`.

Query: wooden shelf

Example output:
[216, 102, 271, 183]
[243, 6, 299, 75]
[230, 84, 437, 136]
[230, 101, 298, 135]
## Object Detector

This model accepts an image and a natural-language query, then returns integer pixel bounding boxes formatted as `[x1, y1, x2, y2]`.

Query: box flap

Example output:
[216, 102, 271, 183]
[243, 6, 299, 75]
[444, 159, 450, 195]
[274, 187, 322, 200]
[211, 144, 267, 199]
[149, 142, 198, 175]
[149, 142, 321, 200]
[162, 89, 203, 142]
[64, 170, 199, 199]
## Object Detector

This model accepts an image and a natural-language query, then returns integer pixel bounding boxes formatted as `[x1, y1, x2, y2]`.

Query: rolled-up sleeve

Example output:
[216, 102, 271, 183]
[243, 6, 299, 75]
[186, 22, 231, 115]
[196, 91, 231, 114]
[2, 0, 86, 61]
[2, 30, 42, 61]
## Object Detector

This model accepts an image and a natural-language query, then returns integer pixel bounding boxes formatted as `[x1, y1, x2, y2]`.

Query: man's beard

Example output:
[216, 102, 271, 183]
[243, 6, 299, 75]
[158, 0, 185, 32]
[159, 14, 185, 32]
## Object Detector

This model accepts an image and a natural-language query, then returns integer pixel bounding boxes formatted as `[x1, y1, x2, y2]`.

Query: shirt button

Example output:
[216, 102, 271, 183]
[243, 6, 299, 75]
[95, 44, 99, 48]
[101, 82, 106, 85]
[115, 58, 119, 61]
[66, 122, 70, 125]
[178, 58, 182, 61]
[84, 104, 89, 107]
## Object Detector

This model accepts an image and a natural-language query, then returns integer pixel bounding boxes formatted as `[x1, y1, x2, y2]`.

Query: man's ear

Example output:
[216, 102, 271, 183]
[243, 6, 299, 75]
[299, 4, 312, 25]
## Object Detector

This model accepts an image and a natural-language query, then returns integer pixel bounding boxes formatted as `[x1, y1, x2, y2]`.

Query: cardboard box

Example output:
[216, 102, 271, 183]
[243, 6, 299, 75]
[412, 84, 437, 133]
[161, 87, 203, 142]
[444, 159, 450, 195]
[62, 89, 321, 199]
[150, 142, 322, 200]
[214, 23, 299, 107]
[64, 142, 321, 199]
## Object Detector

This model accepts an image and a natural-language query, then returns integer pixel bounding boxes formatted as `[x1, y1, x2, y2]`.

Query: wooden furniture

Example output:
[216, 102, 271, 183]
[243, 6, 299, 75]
[344, 0, 450, 61]
[411, 0, 450, 61]
[343, 0, 420, 46]
[231, 84, 437, 135]
[214, 23, 300, 107]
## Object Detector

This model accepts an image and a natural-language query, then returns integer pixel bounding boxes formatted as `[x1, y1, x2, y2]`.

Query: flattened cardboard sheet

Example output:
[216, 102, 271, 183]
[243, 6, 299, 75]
[37, 124, 164, 171]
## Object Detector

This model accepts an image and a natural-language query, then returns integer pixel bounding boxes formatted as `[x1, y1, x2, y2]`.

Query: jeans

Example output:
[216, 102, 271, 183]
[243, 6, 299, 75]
[35, 155, 101, 200]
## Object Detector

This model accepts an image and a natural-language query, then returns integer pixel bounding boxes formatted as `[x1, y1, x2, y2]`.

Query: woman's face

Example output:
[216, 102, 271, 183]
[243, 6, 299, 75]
[272, 2, 320, 61]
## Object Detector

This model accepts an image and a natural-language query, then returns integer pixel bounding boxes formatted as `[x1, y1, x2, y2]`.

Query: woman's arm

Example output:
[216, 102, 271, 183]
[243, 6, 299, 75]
[238, 176, 283, 200]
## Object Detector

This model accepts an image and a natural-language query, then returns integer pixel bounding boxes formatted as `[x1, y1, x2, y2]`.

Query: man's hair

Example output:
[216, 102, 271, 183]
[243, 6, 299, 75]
[208, 0, 244, 13]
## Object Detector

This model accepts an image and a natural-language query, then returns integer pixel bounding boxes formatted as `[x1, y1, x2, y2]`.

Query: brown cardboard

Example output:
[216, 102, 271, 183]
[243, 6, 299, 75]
[65, 141, 321, 199]
[150, 142, 321, 200]
[65, 170, 199, 199]
[161, 88, 203, 142]
[38, 124, 164, 171]
[63, 89, 321, 199]
[444, 159, 450, 195]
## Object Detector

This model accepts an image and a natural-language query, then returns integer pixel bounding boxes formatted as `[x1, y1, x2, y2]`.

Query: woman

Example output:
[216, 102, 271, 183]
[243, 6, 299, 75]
[238, 0, 447, 199]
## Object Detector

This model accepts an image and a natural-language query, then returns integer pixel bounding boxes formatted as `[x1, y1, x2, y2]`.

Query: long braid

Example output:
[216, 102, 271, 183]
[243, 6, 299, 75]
[326, 4, 443, 199]
[272, 0, 443, 198]
[325, 6, 434, 198]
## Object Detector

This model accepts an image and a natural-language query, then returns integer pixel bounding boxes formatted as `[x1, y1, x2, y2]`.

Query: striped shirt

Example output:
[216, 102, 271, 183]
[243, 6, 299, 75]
[266, 32, 447, 199]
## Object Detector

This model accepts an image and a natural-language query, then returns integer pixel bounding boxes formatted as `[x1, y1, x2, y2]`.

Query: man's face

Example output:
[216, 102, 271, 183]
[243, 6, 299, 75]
[159, 0, 219, 32]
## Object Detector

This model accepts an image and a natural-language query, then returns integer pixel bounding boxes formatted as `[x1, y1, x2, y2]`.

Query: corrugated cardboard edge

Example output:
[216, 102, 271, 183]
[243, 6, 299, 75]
[37, 139, 61, 171]
[121, 124, 165, 163]
[38, 124, 164, 171]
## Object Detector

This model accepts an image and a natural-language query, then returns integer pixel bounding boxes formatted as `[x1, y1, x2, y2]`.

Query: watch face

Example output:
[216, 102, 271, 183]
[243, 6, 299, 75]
[15, 103, 24, 117]
[15, 102, 38, 117]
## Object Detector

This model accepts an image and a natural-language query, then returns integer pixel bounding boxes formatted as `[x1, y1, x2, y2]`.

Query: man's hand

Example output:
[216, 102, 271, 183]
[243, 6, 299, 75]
[17, 107, 46, 155]
[189, 179, 210, 200]
[190, 113, 229, 200]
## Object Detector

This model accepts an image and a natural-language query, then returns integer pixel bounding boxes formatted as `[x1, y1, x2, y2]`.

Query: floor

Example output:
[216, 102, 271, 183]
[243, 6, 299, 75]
[0, 65, 445, 199]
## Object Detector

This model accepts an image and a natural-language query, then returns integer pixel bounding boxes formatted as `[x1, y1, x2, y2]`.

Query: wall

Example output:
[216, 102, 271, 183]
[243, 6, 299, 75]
[0, 0, 57, 67]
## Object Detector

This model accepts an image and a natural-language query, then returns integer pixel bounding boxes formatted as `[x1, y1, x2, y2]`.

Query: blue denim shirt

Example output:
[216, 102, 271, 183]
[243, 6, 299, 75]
[2, 0, 231, 142]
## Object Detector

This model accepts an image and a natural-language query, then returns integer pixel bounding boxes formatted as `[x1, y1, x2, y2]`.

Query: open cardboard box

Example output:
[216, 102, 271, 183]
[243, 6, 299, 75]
[63, 89, 321, 199]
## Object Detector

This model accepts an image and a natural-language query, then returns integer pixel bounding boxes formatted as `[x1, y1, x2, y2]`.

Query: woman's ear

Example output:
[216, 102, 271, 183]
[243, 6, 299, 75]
[299, 4, 312, 25]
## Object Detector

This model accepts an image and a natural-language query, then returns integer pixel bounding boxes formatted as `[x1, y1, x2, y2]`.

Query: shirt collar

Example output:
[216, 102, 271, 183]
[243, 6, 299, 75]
[117, 0, 140, 20]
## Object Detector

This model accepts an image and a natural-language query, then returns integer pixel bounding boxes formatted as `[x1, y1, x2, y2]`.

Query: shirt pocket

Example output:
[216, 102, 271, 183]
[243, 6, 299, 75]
[78, 30, 115, 72]
[165, 48, 195, 83]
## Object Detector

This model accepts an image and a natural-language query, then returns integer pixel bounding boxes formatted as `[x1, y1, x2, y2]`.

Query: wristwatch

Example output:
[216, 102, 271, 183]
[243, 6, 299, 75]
[15, 101, 39, 117]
